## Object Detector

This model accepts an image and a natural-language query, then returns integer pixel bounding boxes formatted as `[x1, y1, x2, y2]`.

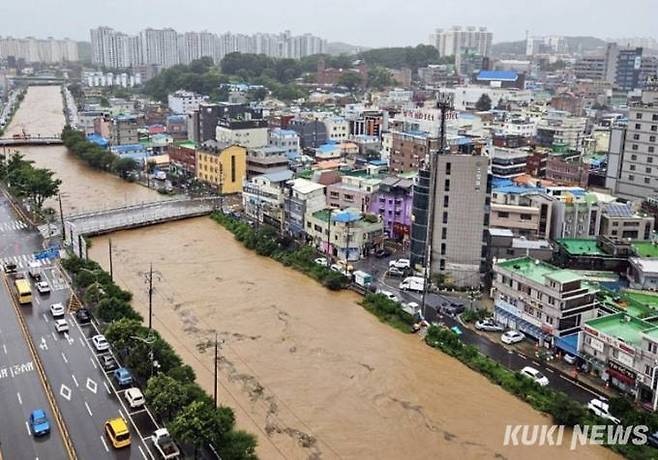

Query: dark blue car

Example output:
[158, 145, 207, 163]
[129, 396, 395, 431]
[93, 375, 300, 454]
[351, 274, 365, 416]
[29, 409, 50, 436]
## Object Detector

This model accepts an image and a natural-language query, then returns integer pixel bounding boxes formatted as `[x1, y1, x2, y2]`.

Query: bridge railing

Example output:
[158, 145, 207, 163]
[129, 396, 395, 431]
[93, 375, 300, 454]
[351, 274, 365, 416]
[66, 196, 221, 221]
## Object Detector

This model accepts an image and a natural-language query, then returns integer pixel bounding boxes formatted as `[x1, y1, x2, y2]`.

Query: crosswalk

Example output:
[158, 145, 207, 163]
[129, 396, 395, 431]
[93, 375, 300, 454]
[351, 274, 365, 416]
[1, 253, 53, 269]
[0, 220, 28, 232]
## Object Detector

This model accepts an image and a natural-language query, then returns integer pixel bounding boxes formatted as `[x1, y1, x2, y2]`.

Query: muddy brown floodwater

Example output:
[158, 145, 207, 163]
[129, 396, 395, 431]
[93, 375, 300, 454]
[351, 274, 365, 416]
[11, 86, 619, 460]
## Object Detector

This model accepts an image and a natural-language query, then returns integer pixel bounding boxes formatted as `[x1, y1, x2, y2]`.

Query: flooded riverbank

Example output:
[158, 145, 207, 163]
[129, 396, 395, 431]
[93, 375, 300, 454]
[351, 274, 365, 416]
[12, 86, 618, 459]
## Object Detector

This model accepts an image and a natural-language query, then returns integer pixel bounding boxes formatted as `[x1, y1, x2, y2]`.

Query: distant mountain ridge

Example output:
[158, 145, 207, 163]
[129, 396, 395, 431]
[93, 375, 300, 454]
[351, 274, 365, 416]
[326, 41, 369, 56]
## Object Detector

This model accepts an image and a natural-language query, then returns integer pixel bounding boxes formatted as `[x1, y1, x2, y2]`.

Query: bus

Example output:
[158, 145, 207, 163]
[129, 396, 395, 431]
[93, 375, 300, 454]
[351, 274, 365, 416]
[15, 279, 32, 304]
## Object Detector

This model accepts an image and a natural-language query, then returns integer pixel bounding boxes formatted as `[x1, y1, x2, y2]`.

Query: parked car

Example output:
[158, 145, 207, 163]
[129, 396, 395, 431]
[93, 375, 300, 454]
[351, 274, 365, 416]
[501, 330, 526, 345]
[3, 262, 17, 274]
[648, 430, 658, 448]
[389, 258, 411, 270]
[374, 248, 392, 258]
[152, 428, 180, 459]
[54, 319, 69, 333]
[28, 269, 41, 281]
[440, 302, 465, 317]
[475, 319, 504, 332]
[124, 388, 145, 409]
[50, 303, 65, 318]
[36, 281, 50, 294]
[563, 354, 577, 365]
[113, 368, 133, 386]
[104, 417, 131, 449]
[520, 366, 549, 387]
[314, 257, 328, 267]
[92, 334, 110, 352]
[101, 354, 117, 371]
[28, 409, 50, 436]
[386, 266, 405, 277]
[75, 308, 92, 324]
[329, 264, 350, 277]
[376, 289, 399, 303]
[587, 398, 620, 424]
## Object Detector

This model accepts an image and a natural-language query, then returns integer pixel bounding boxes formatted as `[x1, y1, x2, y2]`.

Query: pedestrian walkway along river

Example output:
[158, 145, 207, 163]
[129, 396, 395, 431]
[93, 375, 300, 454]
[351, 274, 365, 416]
[9, 85, 617, 459]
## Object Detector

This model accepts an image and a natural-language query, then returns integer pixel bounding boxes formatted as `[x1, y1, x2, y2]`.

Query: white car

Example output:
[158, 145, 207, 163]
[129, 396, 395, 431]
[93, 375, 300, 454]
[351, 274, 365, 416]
[587, 398, 620, 424]
[563, 354, 577, 365]
[389, 258, 411, 270]
[377, 290, 399, 303]
[91, 335, 110, 352]
[314, 257, 328, 267]
[520, 366, 549, 387]
[50, 303, 65, 318]
[475, 319, 504, 332]
[54, 319, 69, 333]
[501, 330, 525, 345]
[329, 264, 350, 276]
[36, 281, 50, 294]
[387, 267, 405, 277]
[124, 388, 145, 409]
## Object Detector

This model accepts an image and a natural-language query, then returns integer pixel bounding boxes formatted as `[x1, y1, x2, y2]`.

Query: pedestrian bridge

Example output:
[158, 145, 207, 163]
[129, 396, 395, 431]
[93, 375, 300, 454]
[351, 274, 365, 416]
[0, 136, 63, 146]
[58, 197, 222, 257]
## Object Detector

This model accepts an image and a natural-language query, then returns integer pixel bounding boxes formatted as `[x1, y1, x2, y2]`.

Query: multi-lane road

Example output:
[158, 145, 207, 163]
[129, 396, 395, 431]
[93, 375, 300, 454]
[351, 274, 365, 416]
[0, 192, 161, 460]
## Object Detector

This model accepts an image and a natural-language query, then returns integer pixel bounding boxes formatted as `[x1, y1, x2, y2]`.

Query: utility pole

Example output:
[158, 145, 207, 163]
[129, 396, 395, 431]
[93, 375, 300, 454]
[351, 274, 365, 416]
[108, 238, 113, 282]
[326, 209, 332, 261]
[148, 263, 153, 329]
[58, 193, 65, 238]
[214, 333, 218, 407]
[420, 92, 453, 321]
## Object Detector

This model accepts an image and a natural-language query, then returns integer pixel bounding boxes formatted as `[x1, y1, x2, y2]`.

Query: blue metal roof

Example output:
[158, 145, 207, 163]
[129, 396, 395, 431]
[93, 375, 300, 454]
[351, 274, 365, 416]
[493, 185, 540, 195]
[86, 133, 108, 147]
[333, 209, 361, 223]
[477, 70, 519, 82]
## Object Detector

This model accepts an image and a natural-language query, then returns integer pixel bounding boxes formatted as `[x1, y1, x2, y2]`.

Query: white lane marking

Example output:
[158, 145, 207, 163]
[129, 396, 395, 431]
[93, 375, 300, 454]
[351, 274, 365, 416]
[103, 382, 111, 395]
[118, 408, 125, 420]
[84, 401, 93, 417]
[25, 421, 31, 436]
[71, 374, 79, 387]
[2, 344, 6, 354]
[17, 392, 22, 405]
[39, 337, 48, 351]
[33, 295, 40, 305]
[60, 384, 72, 401]
[61, 352, 68, 364]
[79, 337, 87, 348]
[138, 445, 147, 460]
[51, 331, 57, 341]
[100, 436, 109, 452]
[42, 313, 49, 323]
[545, 368, 554, 373]
[90, 356, 97, 369]
[517, 353, 527, 359]
[532, 360, 542, 367]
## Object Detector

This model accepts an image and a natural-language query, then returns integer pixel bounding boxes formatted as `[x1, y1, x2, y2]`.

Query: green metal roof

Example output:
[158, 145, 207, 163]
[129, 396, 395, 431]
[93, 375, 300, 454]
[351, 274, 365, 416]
[497, 257, 562, 284]
[585, 313, 656, 345]
[545, 269, 582, 284]
[557, 238, 606, 256]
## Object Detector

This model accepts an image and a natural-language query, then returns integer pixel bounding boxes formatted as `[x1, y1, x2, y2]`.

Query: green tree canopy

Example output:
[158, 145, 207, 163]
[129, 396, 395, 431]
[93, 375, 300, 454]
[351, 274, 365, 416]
[475, 93, 492, 111]
[338, 71, 363, 92]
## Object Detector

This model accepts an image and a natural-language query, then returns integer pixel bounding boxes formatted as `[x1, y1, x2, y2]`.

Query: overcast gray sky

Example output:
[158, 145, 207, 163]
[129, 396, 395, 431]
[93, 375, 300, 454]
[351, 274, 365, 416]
[1, 0, 656, 46]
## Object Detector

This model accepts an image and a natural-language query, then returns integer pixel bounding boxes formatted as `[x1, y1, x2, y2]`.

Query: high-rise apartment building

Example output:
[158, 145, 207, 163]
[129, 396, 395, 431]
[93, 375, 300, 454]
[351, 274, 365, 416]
[90, 27, 327, 69]
[607, 85, 658, 200]
[0, 36, 79, 63]
[429, 26, 492, 58]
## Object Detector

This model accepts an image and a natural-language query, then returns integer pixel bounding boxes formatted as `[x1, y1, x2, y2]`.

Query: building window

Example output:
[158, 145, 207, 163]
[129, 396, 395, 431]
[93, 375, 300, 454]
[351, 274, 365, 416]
[650, 146, 655, 153]
[653, 125, 658, 132]
[440, 243, 446, 255]
[636, 123, 642, 129]
[444, 179, 450, 191]
[631, 154, 637, 160]
[645, 178, 651, 184]
[442, 212, 448, 224]
[441, 227, 447, 239]
[439, 259, 445, 270]
[651, 136, 656, 142]
[231, 155, 236, 183]
[630, 164, 636, 171]
[633, 134, 640, 140]
[520, 213, 532, 220]
[629, 174, 635, 181]
[498, 211, 509, 218]
[637, 113, 643, 119]
[443, 196, 449, 207]
[647, 167, 652, 174]
[445, 162, 451, 175]
[632, 144, 639, 150]
[649, 156, 654, 163]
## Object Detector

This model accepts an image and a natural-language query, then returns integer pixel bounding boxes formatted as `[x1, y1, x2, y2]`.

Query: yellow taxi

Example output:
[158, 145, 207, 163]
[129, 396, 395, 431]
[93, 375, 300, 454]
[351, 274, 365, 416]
[104, 417, 131, 448]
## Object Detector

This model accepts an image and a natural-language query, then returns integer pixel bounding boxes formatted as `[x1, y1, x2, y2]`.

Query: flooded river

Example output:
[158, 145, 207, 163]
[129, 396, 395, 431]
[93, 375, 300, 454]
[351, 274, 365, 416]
[9, 86, 618, 460]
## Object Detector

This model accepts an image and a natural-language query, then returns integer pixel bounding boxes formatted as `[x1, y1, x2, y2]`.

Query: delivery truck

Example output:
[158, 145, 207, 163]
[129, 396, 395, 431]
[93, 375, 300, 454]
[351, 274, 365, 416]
[399, 276, 424, 292]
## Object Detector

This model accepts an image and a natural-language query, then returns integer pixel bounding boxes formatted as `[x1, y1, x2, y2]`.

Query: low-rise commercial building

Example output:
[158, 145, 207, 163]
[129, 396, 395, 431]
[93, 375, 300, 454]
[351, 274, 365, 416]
[269, 128, 301, 159]
[195, 141, 247, 194]
[110, 115, 139, 146]
[306, 208, 384, 261]
[246, 146, 289, 177]
[242, 170, 294, 228]
[326, 175, 381, 211]
[283, 178, 326, 238]
[368, 176, 414, 241]
[493, 257, 599, 348]
[216, 118, 268, 149]
[490, 186, 553, 239]
[627, 258, 658, 290]
[167, 90, 208, 114]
